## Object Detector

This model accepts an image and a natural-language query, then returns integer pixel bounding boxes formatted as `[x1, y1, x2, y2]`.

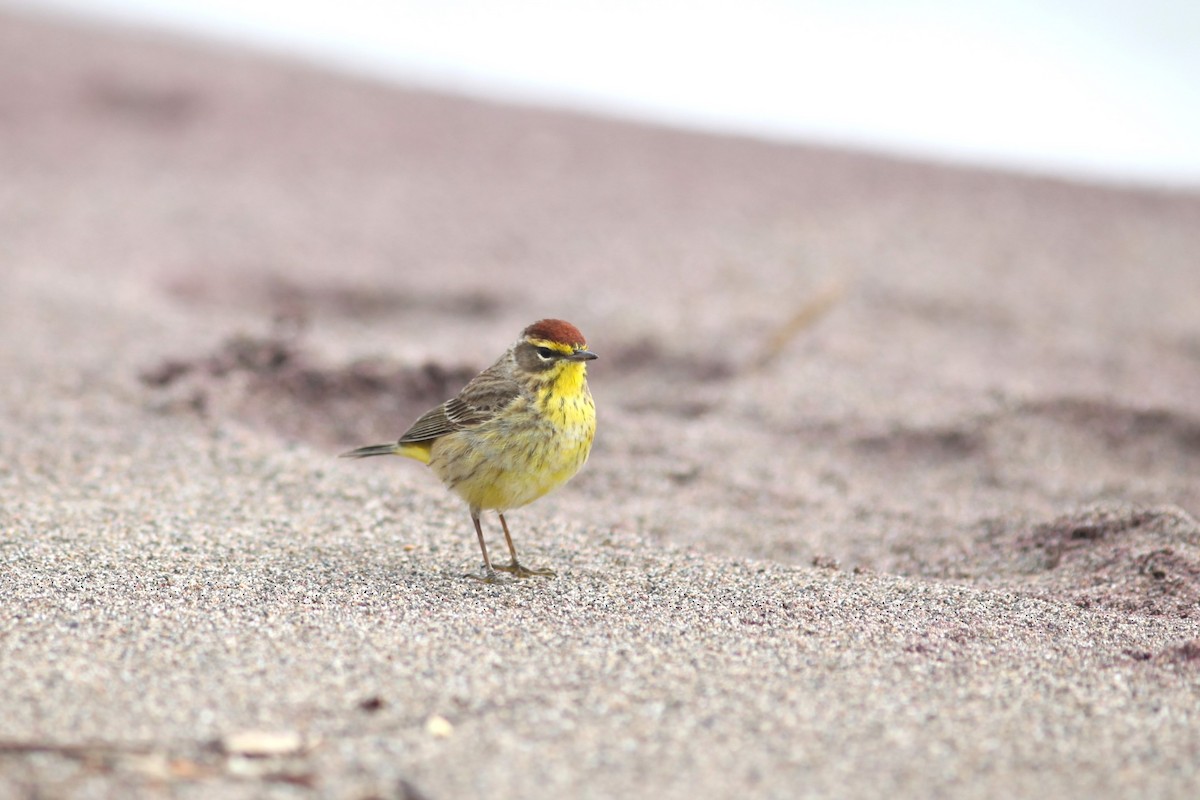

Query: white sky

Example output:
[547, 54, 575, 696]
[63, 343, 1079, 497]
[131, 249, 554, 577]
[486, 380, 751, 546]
[11, 0, 1200, 186]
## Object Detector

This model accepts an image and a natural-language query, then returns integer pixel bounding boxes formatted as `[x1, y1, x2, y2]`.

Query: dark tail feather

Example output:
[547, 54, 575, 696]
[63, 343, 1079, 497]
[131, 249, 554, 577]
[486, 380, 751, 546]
[339, 443, 399, 459]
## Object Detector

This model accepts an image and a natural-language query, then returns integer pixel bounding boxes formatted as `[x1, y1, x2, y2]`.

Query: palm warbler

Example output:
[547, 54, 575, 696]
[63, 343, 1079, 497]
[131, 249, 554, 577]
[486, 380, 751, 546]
[341, 319, 597, 582]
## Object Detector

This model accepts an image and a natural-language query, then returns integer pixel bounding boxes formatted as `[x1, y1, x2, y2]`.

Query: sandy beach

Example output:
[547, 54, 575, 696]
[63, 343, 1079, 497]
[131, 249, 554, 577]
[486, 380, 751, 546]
[2, 9, 1199, 798]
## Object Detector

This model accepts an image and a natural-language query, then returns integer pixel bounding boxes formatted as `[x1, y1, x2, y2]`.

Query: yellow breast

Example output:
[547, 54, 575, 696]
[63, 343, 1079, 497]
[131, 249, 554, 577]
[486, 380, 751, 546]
[427, 366, 595, 512]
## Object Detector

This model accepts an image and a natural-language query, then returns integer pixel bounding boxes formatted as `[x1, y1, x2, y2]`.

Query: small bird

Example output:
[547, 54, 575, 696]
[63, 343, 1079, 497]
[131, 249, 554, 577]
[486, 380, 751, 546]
[341, 319, 597, 582]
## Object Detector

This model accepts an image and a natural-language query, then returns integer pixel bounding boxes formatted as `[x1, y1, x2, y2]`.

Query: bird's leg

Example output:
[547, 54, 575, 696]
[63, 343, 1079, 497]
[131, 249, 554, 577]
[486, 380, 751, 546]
[466, 514, 507, 584]
[493, 513, 555, 578]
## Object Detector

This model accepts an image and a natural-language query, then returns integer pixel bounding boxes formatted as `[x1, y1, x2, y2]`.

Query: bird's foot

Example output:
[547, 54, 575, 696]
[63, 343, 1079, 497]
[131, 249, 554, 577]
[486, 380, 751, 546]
[465, 568, 514, 585]
[494, 561, 556, 579]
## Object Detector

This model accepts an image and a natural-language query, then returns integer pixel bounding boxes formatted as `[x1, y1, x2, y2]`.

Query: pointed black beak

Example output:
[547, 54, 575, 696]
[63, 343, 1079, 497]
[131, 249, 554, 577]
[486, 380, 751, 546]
[567, 349, 598, 362]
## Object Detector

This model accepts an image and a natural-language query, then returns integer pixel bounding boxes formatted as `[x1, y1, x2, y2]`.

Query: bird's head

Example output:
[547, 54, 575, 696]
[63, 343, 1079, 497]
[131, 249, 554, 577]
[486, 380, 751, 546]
[515, 319, 597, 379]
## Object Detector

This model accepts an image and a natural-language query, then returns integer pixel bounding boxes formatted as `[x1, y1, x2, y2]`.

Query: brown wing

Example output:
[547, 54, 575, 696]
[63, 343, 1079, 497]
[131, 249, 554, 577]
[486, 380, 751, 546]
[398, 362, 523, 444]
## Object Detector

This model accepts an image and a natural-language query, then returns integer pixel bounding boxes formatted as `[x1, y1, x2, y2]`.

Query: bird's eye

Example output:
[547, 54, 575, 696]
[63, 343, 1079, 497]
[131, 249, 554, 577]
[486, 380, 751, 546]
[535, 346, 556, 360]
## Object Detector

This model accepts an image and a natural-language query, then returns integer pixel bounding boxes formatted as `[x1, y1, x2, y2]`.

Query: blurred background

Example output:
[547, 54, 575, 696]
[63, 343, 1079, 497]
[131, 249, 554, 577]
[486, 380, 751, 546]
[10, 0, 1200, 187]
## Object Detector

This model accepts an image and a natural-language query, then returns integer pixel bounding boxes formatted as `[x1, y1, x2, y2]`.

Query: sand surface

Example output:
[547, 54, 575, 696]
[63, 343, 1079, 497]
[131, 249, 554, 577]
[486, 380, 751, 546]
[3, 10, 1200, 799]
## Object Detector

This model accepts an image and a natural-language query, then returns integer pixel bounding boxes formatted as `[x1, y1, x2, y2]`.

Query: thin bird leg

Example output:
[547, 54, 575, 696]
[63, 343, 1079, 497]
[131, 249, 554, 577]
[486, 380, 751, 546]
[493, 512, 555, 578]
[467, 514, 503, 583]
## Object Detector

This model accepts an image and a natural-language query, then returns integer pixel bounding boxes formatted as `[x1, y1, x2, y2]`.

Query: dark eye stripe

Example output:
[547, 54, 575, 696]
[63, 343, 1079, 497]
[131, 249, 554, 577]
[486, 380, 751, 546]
[536, 346, 556, 359]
